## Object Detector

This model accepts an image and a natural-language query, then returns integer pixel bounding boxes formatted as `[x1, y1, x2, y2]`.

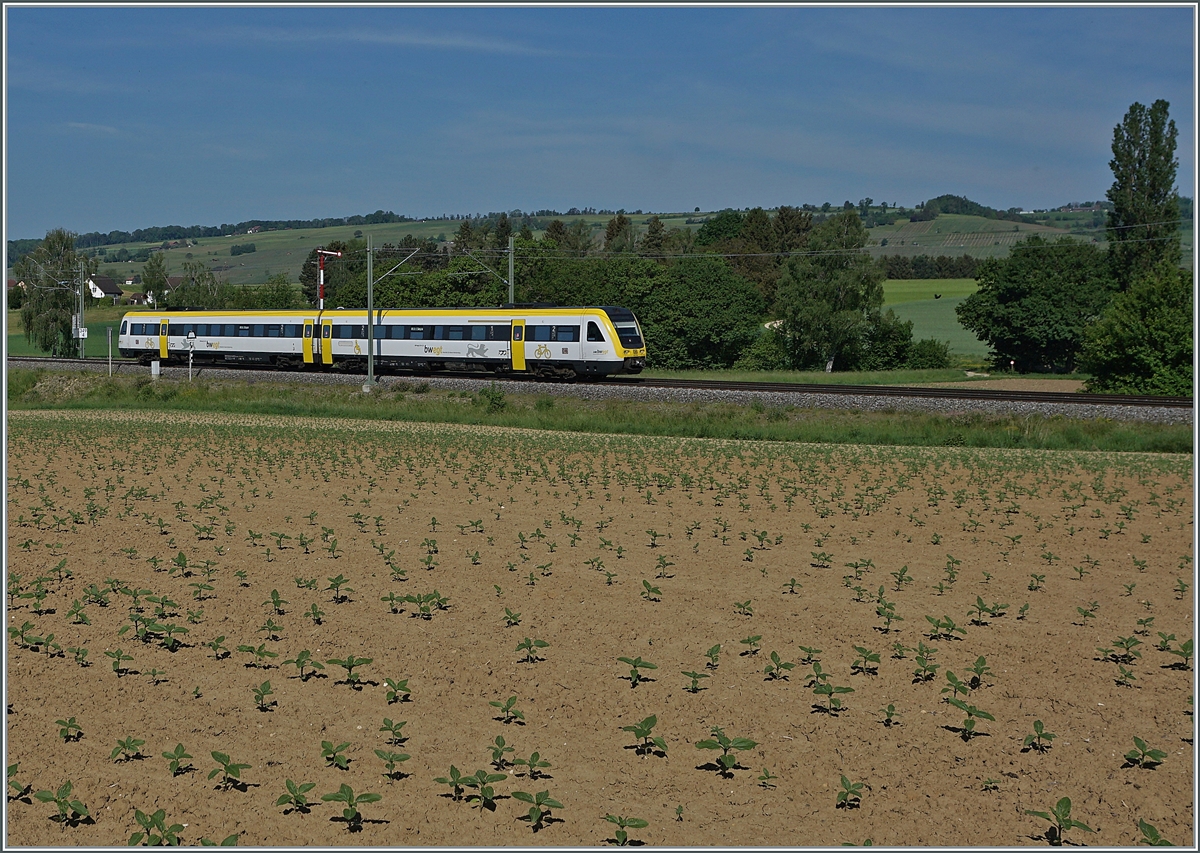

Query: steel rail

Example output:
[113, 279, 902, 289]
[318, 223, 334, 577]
[7, 356, 1192, 409]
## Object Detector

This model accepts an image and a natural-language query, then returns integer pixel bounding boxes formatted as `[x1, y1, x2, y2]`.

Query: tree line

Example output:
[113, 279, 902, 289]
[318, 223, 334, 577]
[12, 100, 1189, 393]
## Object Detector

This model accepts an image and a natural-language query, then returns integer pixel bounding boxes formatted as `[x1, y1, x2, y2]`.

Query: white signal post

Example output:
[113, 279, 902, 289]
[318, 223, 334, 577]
[316, 249, 342, 311]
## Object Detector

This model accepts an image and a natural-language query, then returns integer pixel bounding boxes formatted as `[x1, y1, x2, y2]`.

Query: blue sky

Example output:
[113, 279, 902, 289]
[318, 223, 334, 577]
[4, 4, 1195, 239]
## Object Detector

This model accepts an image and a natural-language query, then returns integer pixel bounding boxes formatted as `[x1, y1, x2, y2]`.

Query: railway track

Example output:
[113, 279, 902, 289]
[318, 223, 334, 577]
[8, 355, 1193, 409]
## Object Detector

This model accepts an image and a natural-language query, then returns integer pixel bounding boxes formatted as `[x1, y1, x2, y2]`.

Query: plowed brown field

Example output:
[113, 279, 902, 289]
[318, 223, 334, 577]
[5, 411, 1194, 847]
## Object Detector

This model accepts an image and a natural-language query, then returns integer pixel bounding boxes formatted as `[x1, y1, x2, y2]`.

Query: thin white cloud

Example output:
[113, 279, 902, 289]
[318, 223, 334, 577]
[64, 122, 120, 136]
[205, 25, 567, 57]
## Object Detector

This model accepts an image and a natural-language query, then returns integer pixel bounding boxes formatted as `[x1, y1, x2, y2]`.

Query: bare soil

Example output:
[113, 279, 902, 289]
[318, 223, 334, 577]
[5, 411, 1193, 847]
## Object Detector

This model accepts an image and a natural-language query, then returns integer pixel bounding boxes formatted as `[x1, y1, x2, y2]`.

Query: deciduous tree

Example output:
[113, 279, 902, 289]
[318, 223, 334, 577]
[14, 229, 95, 356]
[1106, 100, 1181, 289]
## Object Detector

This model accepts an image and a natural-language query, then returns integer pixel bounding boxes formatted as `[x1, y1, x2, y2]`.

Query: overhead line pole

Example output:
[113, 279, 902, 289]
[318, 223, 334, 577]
[364, 241, 420, 393]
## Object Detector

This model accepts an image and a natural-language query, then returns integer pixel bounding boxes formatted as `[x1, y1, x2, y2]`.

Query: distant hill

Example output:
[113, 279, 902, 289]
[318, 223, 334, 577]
[911, 194, 1037, 225]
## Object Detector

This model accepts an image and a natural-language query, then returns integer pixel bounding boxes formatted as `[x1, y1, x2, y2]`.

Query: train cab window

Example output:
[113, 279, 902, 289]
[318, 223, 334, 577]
[470, 325, 487, 340]
[557, 325, 579, 342]
[121, 321, 129, 335]
[586, 321, 605, 342]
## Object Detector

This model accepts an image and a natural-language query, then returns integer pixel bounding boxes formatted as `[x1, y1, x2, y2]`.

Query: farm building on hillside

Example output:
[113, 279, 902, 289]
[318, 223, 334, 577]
[87, 275, 124, 305]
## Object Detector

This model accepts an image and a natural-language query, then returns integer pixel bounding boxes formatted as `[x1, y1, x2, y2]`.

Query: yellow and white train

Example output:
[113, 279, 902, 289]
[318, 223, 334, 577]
[118, 305, 647, 379]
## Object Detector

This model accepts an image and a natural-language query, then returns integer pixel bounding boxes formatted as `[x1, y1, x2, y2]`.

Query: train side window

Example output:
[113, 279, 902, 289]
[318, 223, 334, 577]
[587, 321, 605, 342]
[470, 325, 487, 340]
[448, 326, 464, 341]
[558, 325, 579, 342]
[322, 325, 331, 339]
[434, 325, 446, 340]
[284, 324, 300, 338]
[130, 323, 140, 335]
[303, 325, 312, 338]
[238, 326, 251, 337]
[533, 325, 552, 341]
[267, 325, 281, 337]
[222, 324, 234, 336]
[409, 326, 423, 340]
[253, 324, 265, 337]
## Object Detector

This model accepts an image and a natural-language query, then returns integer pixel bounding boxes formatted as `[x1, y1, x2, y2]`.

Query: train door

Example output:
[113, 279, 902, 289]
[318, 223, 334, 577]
[510, 320, 526, 371]
[303, 319, 315, 364]
[158, 319, 169, 359]
[320, 319, 334, 365]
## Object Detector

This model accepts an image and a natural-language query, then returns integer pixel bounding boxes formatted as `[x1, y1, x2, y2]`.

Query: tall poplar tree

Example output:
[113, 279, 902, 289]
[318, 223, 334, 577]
[1106, 99, 1181, 288]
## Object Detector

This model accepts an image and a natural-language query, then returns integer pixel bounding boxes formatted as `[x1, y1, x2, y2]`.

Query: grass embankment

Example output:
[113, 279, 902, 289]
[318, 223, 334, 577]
[7, 368, 1190, 454]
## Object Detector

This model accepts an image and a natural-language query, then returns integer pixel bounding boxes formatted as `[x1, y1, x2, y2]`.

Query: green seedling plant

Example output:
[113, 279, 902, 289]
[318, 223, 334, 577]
[322, 740, 352, 770]
[105, 648, 134, 677]
[434, 765, 466, 801]
[757, 767, 778, 789]
[55, 716, 83, 743]
[462, 769, 505, 811]
[783, 578, 802, 594]
[516, 637, 549, 664]
[513, 751, 551, 779]
[641, 580, 661, 601]
[1168, 638, 1194, 669]
[695, 726, 757, 777]
[851, 646, 881, 676]
[163, 743, 193, 776]
[621, 715, 667, 757]
[704, 644, 721, 668]
[110, 736, 146, 762]
[237, 643, 278, 668]
[1025, 796, 1094, 846]
[327, 654, 372, 688]
[1124, 737, 1167, 769]
[490, 696, 526, 724]
[489, 735, 515, 770]
[941, 671, 971, 700]
[798, 644, 823, 664]
[284, 649, 324, 681]
[504, 607, 522, 627]
[967, 656, 993, 688]
[276, 779, 316, 814]
[129, 807, 184, 846]
[209, 751, 250, 790]
[252, 680, 274, 711]
[1023, 720, 1056, 753]
[814, 681, 855, 713]
[375, 749, 411, 781]
[380, 718, 408, 745]
[326, 573, 352, 602]
[604, 814, 648, 846]
[880, 703, 900, 727]
[740, 634, 762, 655]
[618, 655, 657, 687]
[34, 780, 90, 828]
[764, 650, 795, 680]
[1138, 819, 1173, 846]
[514, 789, 563, 832]
[384, 678, 410, 703]
[7, 763, 31, 803]
[264, 589, 287, 614]
[682, 670, 709, 692]
[836, 775, 864, 809]
[946, 698, 994, 740]
[321, 783, 381, 832]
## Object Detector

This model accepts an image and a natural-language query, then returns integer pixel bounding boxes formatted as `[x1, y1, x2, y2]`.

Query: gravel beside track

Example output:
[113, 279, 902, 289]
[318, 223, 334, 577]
[10, 357, 1193, 425]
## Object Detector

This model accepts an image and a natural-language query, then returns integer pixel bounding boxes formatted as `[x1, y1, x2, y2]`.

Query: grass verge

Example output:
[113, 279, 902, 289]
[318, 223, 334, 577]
[7, 368, 1190, 454]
